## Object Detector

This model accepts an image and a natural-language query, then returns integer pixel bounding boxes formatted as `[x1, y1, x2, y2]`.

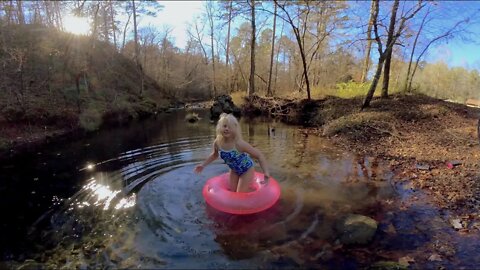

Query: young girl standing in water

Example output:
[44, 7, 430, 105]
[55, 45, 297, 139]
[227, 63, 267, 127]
[194, 113, 270, 192]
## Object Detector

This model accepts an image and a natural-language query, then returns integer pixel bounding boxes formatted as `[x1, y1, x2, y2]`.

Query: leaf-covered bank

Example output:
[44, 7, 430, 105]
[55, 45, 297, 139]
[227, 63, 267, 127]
[243, 94, 480, 226]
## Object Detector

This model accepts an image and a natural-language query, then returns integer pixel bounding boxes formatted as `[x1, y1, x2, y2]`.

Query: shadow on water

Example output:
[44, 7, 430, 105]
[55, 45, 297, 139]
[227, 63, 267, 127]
[1, 109, 479, 269]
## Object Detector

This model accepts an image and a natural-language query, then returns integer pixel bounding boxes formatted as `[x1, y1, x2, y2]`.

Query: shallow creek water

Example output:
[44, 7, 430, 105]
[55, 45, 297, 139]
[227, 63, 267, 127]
[1, 110, 479, 269]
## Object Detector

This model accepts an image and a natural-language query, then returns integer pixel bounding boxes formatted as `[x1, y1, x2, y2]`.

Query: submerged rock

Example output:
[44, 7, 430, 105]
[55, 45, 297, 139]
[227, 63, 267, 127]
[335, 214, 378, 245]
[185, 112, 201, 123]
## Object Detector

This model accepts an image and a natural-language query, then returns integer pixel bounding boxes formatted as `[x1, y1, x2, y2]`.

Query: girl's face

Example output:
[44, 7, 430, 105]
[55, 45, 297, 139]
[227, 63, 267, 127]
[220, 120, 235, 139]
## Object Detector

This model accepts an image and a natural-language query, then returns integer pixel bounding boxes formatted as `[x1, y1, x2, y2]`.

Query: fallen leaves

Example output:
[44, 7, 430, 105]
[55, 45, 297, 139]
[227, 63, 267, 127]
[450, 219, 463, 230]
[428, 253, 442, 262]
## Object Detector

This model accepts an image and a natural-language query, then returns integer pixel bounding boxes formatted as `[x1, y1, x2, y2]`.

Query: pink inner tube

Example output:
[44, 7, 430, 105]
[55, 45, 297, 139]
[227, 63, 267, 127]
[202, 172, 281, 215]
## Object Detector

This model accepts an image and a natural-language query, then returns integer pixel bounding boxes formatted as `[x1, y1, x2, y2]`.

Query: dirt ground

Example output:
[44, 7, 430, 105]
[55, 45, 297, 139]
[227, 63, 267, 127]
[245, 94, 480, 221]
[316, 95, 480, 218]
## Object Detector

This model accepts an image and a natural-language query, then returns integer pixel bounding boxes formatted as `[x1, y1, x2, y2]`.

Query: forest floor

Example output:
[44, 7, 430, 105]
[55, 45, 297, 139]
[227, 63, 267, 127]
[246, 93, 480, 230]
[326, 95, 480, 217]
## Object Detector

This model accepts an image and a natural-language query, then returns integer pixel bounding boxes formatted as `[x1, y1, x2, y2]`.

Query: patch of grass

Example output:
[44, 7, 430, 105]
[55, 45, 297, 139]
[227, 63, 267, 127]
[334, 82, 371, 98]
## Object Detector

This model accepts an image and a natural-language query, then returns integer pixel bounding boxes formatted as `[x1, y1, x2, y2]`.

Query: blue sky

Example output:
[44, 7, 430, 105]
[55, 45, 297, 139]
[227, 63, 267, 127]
[430, 41, 480, 70]
[151, 1, 480, 71]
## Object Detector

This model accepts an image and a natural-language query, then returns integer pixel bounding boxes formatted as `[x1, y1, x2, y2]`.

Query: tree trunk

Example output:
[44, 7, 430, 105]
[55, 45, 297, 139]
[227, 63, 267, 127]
[16, 0, 25, 25]
[121, 9, 131, 52]
[405, 11, 426, 92]
[248, 0, 256, 97]
[225, 0, 232, 93]
[273, 21, 284, 95]
[362, 56, 385, 109]
[132, 0, 139, 66]
[132, 0, 144, 96]
[89, 2, 100, 75]
[361, 0, 381, 109]
[275, 0, 311, 100]
[381, 0, 399, 98]
[360, 0, 375, 83]
[110, 0, 117, 49]
[381, 48, 393, 98]
[103, 4, 109, 42]
[267, 2, 277, 97]
[207, 2, 216, 97]
[294, 27, 311, 100]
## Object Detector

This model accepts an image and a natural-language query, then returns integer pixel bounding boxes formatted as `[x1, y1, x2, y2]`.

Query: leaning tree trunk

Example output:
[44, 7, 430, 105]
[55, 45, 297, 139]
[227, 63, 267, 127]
[362, 56, 385, 110]
[380, 0, 399, 98]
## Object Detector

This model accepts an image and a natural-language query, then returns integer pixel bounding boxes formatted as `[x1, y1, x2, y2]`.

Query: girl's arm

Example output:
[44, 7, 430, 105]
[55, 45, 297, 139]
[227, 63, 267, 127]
[237, 140, 270, 179]
[194, 141, 219, 173]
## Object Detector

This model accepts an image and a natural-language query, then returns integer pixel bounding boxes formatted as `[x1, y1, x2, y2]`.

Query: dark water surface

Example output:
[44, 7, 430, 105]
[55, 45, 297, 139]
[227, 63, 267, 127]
[1, 110, 479, 269]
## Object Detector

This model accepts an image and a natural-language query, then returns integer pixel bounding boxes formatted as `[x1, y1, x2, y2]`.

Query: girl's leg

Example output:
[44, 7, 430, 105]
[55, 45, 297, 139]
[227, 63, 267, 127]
[229, 170, 240, 191]
[236, 167, 255, 192]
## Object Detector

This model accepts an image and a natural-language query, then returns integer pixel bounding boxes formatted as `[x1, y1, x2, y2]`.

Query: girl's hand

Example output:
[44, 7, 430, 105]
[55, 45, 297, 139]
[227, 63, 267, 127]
[194, 165, 204, 174]
[261, 174, 270, 185]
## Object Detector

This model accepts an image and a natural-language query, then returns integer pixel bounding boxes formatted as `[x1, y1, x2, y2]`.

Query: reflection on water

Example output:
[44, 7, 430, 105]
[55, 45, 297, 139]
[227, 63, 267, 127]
[0, 110, 479, 269]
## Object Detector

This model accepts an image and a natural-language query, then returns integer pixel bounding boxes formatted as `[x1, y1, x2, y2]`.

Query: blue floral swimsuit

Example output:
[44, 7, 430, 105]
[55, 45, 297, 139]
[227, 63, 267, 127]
[219, 147, 254, 175]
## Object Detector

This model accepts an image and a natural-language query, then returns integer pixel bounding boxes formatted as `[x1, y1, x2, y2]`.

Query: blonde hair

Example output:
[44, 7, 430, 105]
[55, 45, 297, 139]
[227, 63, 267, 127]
[216, 113, 242, 144]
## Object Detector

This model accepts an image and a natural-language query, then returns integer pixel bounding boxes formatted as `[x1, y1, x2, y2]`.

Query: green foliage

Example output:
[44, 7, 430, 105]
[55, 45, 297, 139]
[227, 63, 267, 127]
[406, 61, 480, 102]
[334, 82, 371, 98]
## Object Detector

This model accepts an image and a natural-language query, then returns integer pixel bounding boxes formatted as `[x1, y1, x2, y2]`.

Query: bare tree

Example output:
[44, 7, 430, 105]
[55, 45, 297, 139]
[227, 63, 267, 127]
[109, 0, 117, 49]
[380, 0, 399, 98]
[132, 0, 139, 68]
[248, 0, 256, 97]
[360, 0, 375, 83]
[225, 1, 233, 93]
[205, 1, 217, 97]
[274, 0, 312, 99]
[404, 4, 477, 92]
[267, 1, 277, 97]
[186, 18, 209, 64]
[16, 0, 25, 25]
[362, 0, 425, 109]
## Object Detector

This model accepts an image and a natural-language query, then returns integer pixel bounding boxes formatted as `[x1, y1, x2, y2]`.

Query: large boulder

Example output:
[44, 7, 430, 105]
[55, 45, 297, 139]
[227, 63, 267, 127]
[210, 95, 241, 120]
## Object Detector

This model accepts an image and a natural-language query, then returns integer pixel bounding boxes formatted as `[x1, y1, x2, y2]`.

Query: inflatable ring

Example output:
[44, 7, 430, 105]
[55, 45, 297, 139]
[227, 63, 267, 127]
[202, 172, 281, 215]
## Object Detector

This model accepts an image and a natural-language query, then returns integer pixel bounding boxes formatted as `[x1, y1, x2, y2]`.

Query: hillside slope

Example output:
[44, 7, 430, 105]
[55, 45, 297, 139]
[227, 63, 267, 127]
[0, 24, 172, 150]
